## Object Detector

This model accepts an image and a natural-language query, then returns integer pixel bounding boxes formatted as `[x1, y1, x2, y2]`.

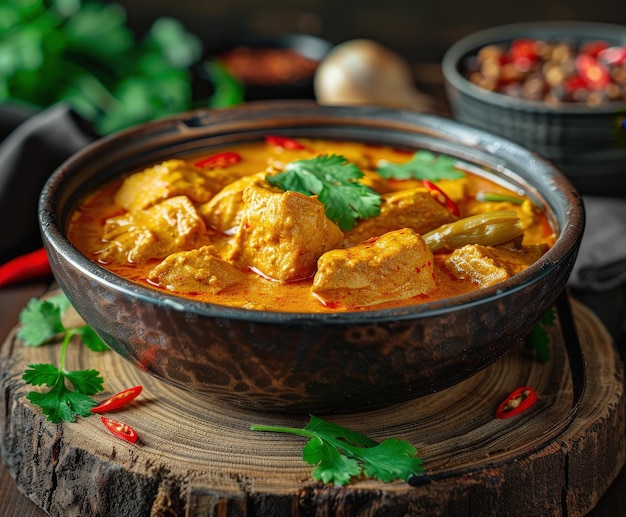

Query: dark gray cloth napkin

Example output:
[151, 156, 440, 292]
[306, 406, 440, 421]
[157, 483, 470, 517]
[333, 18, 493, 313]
[1, 102, 625, 294]
[569, 196, 626, 291]
[0, 103, 97, 263]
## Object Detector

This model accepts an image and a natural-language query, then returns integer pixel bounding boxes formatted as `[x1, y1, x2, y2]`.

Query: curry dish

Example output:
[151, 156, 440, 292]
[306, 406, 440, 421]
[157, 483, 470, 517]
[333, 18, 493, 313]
[67, 137, 555, 312]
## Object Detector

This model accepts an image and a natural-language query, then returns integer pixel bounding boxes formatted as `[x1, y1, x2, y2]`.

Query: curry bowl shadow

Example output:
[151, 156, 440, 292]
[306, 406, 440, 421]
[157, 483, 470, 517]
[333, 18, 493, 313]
[39, 101, 584, 413]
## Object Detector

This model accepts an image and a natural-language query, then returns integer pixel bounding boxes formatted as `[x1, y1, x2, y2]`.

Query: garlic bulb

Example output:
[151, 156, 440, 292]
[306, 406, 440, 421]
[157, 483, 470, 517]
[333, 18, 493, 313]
[314, 39, 432, 111]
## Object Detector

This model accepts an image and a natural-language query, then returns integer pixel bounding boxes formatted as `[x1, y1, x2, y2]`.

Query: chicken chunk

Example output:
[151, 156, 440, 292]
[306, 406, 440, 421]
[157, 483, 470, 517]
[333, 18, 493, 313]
[198, 172, 268, 233]
[97, 196, 208, 264]
[311, 228, 437, 308]
[114, 159, 230, 211]
[445, 244, 536, 288]
[228, 185, 344, 282]
[344, 187, 458, 245]
[448, 243, 548, 283]
[492, 243, 549, 273]
[148, 245, 246, 294]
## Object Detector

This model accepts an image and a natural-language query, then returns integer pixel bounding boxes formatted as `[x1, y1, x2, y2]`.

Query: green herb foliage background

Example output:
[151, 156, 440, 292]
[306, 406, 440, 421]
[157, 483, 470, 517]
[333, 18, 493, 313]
[0, 0, 242, 135]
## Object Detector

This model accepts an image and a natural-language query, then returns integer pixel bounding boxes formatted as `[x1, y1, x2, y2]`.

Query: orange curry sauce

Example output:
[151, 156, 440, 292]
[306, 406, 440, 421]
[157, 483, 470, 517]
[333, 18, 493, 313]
[67, 138, 555, 313]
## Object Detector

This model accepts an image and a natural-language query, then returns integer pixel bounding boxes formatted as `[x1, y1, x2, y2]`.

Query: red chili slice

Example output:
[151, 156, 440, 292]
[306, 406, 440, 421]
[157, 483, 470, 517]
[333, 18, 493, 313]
[421, 180, 460, 217]
[264, 135, 308, 150]
[495, 386, 538, 419]
[91, 385, 143, 413]
[194, 152, 241, 169]
[575, 54, 611, 90]
[101, 416, 139, 443]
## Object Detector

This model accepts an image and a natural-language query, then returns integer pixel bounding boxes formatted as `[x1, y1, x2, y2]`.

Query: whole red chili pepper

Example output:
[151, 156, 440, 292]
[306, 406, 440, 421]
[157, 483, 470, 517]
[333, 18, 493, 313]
[264, 135, 308, 150]
[101, 416, 139, 444]
[194, 151, 241, 169]
[0, 247, 52, 287]
[495, 386, 538, 419]
[421, 180, 460, 217]
[91, 385, 143, 413]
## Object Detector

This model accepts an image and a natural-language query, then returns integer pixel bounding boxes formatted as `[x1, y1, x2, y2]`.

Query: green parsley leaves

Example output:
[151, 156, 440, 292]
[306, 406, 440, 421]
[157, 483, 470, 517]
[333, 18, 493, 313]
[251, 415, 424, 486]
[377, 150, 465, 181]
[266, 154, 381, 231]
[17, 293, 108, 423]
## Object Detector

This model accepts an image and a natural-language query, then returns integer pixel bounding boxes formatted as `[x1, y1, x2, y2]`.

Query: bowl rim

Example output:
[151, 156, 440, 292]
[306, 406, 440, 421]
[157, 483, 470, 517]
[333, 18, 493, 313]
[442, 20, 626, 115]
[39, 101, 585, 325]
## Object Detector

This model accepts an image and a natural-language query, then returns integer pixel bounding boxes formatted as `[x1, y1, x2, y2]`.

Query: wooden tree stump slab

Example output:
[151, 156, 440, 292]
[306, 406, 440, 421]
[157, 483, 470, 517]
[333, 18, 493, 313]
[0, 293, 624, 516]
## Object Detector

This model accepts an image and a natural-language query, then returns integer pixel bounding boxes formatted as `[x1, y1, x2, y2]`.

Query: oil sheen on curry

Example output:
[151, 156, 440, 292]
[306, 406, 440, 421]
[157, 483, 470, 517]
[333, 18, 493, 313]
[67, 136, 555, 313]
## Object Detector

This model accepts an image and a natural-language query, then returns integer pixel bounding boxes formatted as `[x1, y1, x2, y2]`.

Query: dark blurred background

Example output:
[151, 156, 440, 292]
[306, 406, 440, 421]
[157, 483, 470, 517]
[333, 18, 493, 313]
[114, 0, 626, 63]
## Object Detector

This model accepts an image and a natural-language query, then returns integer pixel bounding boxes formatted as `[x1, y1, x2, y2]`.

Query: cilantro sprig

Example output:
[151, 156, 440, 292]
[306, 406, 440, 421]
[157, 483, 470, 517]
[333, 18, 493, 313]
[266, 154, 381, 231]
[525, 307, 555, 364]
[377, 150, 466, 181]
[17, 294, 108, 423]
[251, 415, 424, 486]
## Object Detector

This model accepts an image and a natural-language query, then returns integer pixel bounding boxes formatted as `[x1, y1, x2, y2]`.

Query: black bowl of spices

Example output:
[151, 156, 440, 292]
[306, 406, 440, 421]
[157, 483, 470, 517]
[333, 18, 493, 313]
[207, 33, 332, 101]
[442, 21, 626, 196]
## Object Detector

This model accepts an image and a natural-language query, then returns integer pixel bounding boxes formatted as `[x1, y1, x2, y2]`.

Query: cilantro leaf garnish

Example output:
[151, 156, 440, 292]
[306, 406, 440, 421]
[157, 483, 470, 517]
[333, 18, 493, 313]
[17, 298, 66, 347]
[251, 415, 424, 486]
[78, 326, 111, 352]
[377, 150, 466, 181]
[525, 307, 555, 364]
[18, 294, 108, 422]
[23, 364, 103, 423]
[266, 154, 381, 231]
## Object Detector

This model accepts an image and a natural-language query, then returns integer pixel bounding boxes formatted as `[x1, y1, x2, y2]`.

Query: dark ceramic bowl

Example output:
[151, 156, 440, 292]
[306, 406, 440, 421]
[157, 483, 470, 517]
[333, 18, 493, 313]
[442, 21, 626, 196]
[203, 33, 333, 101]
[39, 101, 584, 413]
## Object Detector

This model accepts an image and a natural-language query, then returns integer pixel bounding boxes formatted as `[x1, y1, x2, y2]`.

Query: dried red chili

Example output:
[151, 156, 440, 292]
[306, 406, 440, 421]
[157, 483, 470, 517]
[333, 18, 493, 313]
[194, 151, 241, 169]
[465, 38, 626, 105]
[101, 416, 139, 443]
[421, 180, 460, 217]
[509, 38, 539, 70]
[575, 54, 611, 90]
[264, 135, 308, 150]
[495, 386, 538, 419]
[91, 386, 143, 413]
[0, 247, 52, 287]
